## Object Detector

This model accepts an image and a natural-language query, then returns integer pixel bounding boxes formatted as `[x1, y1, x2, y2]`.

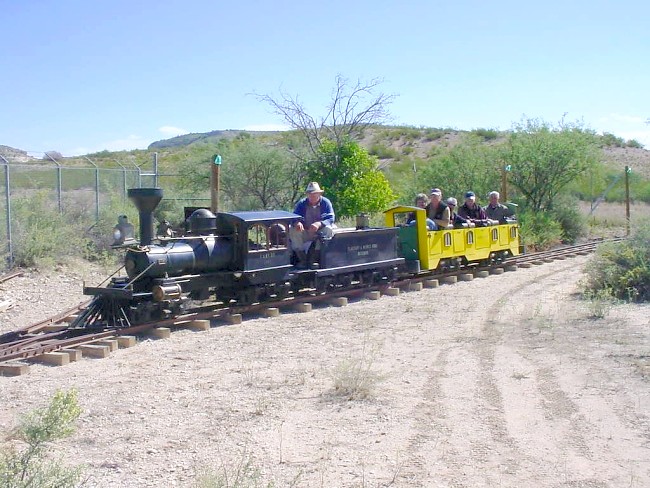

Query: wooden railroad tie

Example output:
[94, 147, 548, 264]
[408, 282, 423, 292]
[294, 302, 312, 313]
[383, 287, 400, 296]
[61, 348, 82, 361]
[476, 271, 490, 278]
[226, 313, 243, 325]
[329, 296, 349, 307]
[79, 344, 111, 359]
[442, 276, 458, 284]
[30, 352, 70, 367]
[117, 336, 137, 348]
[0, 362, 30, 376]
[148, 327, 171, 339]
[424, 279, 439, 287]
[263, 307, 280, 318]
[185, 319, 211, 331]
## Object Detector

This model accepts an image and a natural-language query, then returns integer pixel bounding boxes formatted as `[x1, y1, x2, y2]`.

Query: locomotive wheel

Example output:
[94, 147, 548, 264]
[236, 287, 259, 305]
[316, 277, 333, 293]
[336, 274, 353, 288]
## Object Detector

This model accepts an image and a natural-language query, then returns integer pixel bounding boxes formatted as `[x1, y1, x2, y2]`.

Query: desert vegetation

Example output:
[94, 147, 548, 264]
[0, 390, 83, 487]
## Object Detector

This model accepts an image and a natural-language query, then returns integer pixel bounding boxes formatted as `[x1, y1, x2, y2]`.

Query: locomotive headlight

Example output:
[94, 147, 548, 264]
[233, 272, 243, 279]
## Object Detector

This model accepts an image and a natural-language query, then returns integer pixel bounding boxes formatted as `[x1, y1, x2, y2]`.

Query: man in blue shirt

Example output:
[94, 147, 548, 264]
[290, 182, 335, 268]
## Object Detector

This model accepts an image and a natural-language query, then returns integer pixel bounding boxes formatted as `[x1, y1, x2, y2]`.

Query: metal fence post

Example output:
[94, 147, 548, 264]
[115, 160, 128, 201]
[0, 156, 12, 266]
[45, 153, 63, 213]
[83, 156, 100, 222]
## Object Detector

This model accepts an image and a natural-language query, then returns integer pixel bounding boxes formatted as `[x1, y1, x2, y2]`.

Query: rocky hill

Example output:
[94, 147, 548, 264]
[147, 126, 650, 178]
[0, 145, 36, 163]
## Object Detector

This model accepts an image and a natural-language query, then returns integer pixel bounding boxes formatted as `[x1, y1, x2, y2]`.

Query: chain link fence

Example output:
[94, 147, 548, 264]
[0, 152, 210, 266]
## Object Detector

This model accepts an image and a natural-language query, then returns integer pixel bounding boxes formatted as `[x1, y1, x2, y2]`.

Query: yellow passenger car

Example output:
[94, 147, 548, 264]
[384, 206, 520, 272]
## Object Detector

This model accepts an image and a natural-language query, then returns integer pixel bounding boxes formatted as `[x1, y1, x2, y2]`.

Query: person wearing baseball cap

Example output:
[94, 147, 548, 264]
[289, 182, 335, 268]
[425, 187, 451, 229]
[458, 190, 487, 224]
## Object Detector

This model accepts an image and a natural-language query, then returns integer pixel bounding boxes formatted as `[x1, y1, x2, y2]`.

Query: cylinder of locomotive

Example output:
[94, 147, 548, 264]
[152, 283, 182, 302]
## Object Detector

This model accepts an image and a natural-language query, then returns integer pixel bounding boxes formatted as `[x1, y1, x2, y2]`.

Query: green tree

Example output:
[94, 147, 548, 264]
[501, 118, 599, 212]
[176, 136, 305, 211]
[309, 139, 395, 218]
[418, 135, 502, 203]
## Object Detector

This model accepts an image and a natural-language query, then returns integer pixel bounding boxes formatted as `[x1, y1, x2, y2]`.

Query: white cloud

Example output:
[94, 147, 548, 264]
[158, 126, 189, 136]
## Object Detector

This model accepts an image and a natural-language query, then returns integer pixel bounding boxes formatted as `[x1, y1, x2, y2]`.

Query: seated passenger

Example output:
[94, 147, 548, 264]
[447, 197, 474, 228]
[458, 191, 488, 225]
[289, 182, 335, 268]
[425, 188, 451, 230]
[485, 191, 515, 223]
[407, 193, 436, 230]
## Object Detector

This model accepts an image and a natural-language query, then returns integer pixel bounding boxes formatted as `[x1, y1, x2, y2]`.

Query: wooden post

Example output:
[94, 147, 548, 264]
[501, 165, 508, 203]
[211, 155, 222, 214]
[625, 165, 631, 236]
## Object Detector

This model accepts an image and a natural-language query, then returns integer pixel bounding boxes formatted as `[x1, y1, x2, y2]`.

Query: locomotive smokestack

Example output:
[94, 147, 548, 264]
[128, 188, 163, 246]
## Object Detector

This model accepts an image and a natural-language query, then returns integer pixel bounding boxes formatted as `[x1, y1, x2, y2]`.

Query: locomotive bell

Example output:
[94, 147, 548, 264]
[128, 188, 163, 246]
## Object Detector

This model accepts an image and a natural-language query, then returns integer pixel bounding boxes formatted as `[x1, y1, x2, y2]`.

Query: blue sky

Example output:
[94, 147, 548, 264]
[2, 0, 649, 157]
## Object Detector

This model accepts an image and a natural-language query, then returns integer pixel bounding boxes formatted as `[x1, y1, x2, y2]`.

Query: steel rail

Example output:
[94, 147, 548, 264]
[0, 238, 619, 366]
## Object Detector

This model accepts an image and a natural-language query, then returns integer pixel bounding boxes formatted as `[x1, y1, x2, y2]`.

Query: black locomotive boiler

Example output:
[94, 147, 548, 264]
[75, 188, 404, 329]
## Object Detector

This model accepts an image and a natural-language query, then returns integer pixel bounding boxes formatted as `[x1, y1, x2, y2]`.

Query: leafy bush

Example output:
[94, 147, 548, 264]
[599, 132, 626, 148]
[9, 192, 90, 267]
[3, 191, 127, 268]
[626, 139, 644, 149]
[423, 128, 446, 141]
[471, 128, 500, 141]
[582, 288, 618, 319]
[368, 143, 399, 160]
[0, 390, 83, 487]
[548, 195, 587, 243]
[517, 210, 563, 251]
[583, 222, 650, 301]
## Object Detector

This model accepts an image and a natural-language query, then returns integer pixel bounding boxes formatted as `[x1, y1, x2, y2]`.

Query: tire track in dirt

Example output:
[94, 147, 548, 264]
[403, 261, 604, 486]
[398, 262, 579, 485]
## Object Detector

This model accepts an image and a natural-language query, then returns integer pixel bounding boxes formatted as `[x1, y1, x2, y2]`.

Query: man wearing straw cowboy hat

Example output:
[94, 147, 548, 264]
[290, 182, 335, 268]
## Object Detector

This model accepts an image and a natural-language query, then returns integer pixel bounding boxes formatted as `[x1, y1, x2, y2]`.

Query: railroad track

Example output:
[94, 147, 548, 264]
[0, 240, 612, 376]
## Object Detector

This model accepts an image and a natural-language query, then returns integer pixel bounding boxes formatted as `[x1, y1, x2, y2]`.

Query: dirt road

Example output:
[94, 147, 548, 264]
[1, 255, 649, 487]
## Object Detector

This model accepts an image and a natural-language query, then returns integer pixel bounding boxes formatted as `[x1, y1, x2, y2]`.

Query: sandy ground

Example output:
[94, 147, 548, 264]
[1, 255, 650, 487]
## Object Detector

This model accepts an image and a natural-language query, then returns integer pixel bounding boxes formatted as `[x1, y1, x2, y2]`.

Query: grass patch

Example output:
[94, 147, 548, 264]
[329, 336, 384, 400]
